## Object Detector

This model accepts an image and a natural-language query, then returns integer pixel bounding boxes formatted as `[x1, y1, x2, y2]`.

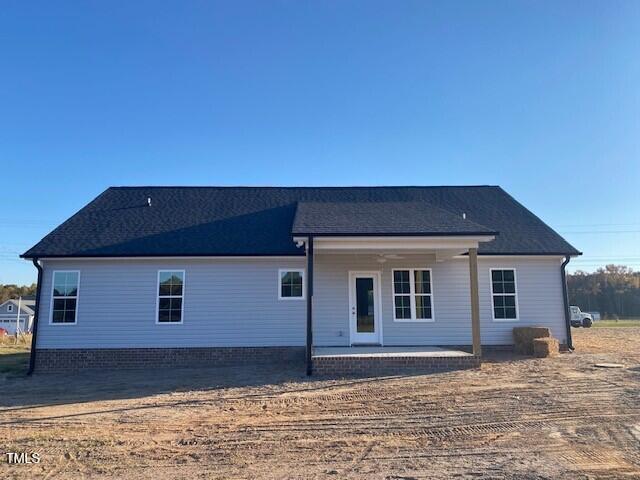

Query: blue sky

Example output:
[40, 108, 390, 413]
[1, 1, 639, 285]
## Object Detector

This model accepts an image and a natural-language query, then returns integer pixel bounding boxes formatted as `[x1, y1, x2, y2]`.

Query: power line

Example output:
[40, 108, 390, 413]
[0, 217, 58, 222]
[572, 263, 640, 266]
[556, 222, 640, 228]
[572, 259, 639, 265]
[560, 230, 640, 234]
[569, 255, 640, 261]
[572, 256, 640, 260]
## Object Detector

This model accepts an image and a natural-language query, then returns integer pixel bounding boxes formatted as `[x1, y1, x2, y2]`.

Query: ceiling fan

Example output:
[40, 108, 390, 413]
[375, 253, 404, 263]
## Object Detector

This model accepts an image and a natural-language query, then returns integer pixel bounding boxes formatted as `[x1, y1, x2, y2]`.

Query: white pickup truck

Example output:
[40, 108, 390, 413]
[570, 306, 593, 328]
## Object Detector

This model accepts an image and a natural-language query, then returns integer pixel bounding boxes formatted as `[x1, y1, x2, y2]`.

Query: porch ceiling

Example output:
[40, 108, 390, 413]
[313, 249, 464, 263]
[295, 235, 496, 261]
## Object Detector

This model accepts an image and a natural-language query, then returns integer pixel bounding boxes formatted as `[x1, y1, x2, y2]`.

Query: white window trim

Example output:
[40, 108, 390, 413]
[392, 268, 435, 322]
[7, 304, 13, 313]
[278, 269, 305, 300]
[49, 270, 80, 325]
[489, 267, 520, 322]
[156, 270, 186, 325]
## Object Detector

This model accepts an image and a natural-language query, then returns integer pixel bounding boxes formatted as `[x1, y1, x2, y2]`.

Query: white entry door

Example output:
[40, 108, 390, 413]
[349, 271, 382, 344]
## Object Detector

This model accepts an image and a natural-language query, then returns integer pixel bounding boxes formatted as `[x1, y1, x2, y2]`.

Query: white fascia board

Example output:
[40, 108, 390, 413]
[311, 236, 495, 251]
[452, 254, 567, 260]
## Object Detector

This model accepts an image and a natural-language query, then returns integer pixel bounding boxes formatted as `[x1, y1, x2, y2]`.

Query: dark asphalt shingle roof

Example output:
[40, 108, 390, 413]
[22, 186, 580, 258]
[292, 202, 497, 236]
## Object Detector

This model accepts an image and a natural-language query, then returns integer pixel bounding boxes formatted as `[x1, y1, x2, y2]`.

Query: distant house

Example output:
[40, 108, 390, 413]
[0, 298, 36, 334]
[21, 186, 581, 374]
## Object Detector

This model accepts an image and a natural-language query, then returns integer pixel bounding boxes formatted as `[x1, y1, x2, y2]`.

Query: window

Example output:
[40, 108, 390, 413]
[393, 270, 411, 319]
[392, 269, 434, 321]
[51, 271, 80, 324]
[490, 269, 518, 320]
[7, 304, 13, 313]
[278, 269, 305, 300]
[157, 270, 185, 324]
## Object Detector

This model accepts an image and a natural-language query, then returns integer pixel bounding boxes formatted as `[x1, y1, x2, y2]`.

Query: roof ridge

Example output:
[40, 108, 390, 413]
[108, 185, 500, 190]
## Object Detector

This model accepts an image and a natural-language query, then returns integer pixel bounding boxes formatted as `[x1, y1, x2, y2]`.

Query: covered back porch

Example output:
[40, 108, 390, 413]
[292, 201, 498, 375]
[297, 234, 495, 375]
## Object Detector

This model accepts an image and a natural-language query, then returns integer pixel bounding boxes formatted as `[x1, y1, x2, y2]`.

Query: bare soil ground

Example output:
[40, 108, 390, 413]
[1, 328, 640, 479]
[0, 334, 30, 376]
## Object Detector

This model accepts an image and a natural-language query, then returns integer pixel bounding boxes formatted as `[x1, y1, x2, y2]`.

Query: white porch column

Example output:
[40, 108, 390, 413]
[468, 247, 482, 356]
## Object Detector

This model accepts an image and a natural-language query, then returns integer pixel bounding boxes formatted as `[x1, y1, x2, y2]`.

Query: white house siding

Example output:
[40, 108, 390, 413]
[36, 258, 306, 349]
[313, 255, 567, 347]
[35, 255, 566, 350]
[477, 257, 567, 345]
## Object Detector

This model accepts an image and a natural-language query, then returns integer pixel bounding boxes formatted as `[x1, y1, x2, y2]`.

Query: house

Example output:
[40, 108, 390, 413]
[0, 298, 36, 335]
[21, 186, 581, 374]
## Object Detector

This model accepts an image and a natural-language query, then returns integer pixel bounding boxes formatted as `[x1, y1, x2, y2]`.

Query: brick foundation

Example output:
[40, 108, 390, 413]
[312, 355, 481, 377]
[34, 347, 305, 373]
[36, 343, 564, 375]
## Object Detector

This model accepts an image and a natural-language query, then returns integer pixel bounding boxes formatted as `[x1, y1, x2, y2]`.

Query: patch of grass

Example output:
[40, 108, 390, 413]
[0, 334, 31, 376]
[594, 320, 640, 328]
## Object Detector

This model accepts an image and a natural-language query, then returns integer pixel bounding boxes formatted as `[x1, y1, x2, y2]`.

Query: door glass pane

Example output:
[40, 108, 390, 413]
[356, 277, 375, 333]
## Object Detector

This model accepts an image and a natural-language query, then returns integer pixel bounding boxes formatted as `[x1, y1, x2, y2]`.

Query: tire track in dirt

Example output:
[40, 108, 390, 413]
[234, 412, 640, 443]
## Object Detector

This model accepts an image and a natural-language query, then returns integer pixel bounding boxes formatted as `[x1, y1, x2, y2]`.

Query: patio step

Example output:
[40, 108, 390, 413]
[312, 350, 481, 377]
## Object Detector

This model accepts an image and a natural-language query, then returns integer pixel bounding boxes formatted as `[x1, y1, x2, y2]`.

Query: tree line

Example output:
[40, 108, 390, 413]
[0, 284, 37, 304]
[568, 265, 640, 319]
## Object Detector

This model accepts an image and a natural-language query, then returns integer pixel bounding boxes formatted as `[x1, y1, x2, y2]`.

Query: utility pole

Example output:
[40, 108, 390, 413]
[15, 296, 22, 344]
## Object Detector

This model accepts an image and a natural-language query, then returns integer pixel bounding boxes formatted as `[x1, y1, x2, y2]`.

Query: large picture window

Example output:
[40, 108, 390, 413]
[490, 268, 518, 320]
[278, 269, 305, 300]
[157, 270, 185, 324]
[392, 269, 434, 321]
[51, 271, 80, 324]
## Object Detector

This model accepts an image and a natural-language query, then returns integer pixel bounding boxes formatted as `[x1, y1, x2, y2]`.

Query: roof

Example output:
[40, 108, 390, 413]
[1, 299, 35, 315]
[292, 201, 497, 236]
[22, 186, 580, 258]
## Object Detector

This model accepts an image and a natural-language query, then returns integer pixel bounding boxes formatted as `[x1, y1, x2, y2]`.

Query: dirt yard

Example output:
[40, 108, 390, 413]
[1, 328, 639, 479]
